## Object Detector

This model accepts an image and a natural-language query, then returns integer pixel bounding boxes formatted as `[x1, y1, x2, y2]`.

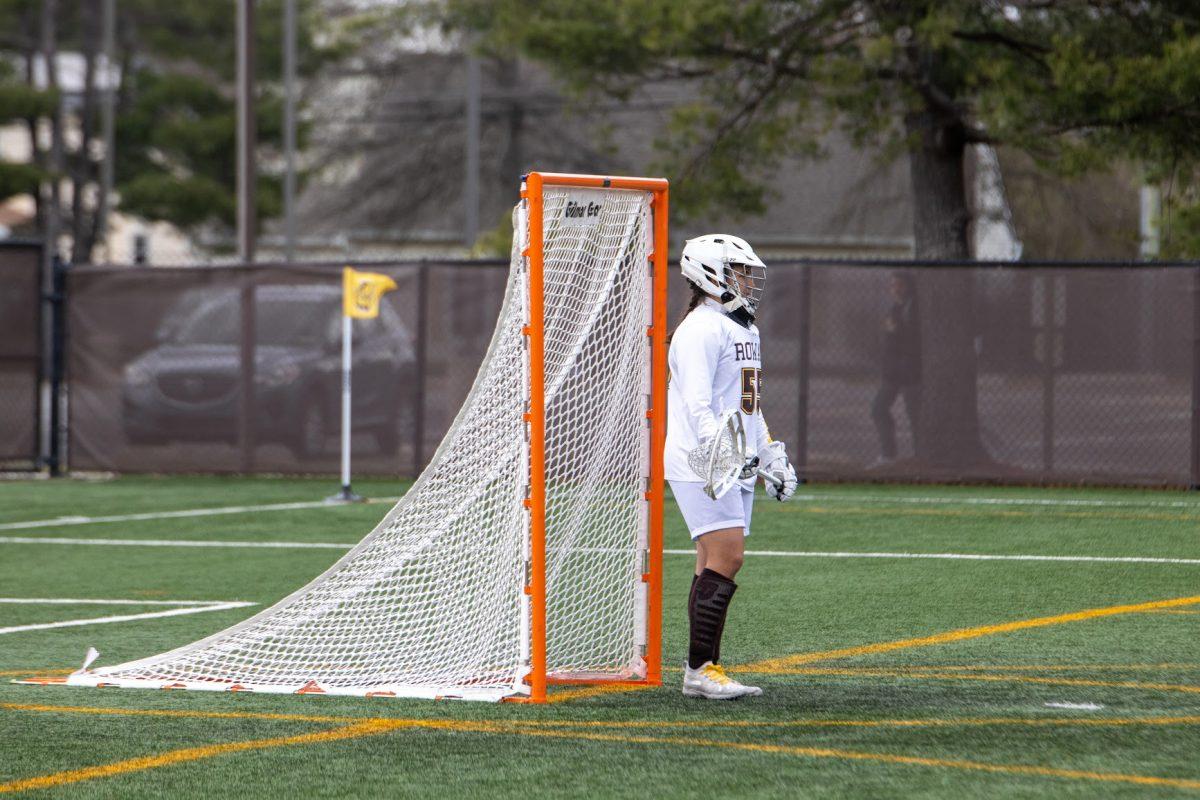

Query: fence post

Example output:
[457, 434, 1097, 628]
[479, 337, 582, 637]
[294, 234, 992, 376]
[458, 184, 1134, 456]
[411, 263, 429, 476]
[1191, 266, 1200, 490]
[47, 256, 67, 476]
[795, 264, 812, 482]
[238, 274, 257, 473]
[1041, 274, 1056, 477]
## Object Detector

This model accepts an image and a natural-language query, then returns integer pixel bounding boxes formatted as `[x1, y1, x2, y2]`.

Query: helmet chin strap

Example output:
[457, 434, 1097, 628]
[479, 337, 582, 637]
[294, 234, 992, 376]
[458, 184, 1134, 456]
[728, 306, 755, 327]
[718, 290, 755, 326]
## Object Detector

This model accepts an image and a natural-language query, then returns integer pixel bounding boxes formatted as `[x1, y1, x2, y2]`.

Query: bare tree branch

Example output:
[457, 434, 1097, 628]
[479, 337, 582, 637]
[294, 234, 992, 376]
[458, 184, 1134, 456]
[951, 29, 1051, 70]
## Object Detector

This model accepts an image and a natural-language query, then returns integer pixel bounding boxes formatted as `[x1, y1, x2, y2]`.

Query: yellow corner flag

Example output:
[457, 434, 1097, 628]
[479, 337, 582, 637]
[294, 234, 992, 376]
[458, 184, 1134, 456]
[343, 267, 398, 319]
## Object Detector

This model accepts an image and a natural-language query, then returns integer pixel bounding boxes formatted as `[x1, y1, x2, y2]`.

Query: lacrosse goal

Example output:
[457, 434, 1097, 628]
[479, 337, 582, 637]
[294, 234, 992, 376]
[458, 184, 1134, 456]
[59, 173, 669, 702]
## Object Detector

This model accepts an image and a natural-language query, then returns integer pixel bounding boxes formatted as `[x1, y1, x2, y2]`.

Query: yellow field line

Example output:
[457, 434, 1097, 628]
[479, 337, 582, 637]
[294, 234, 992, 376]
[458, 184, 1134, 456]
[794, 504, 1200, 524]
[893, 670, 1200, 695]
[855, 663, 1200, 672]
[742, 666, 1200, 695]
[546, 683, 657, 704]
[0, 718, 415, 794]
[10, 701, 1200, 733]
[905, 672, 1200, 695]
[6, 703, 1200, 793]
[489, 727, 1200, 791]
[738, 594, 1200, 673]
[1, 701, 358, 725]
[0, 669, 72, 678]
[513, 714, 1200, 730]
[0, 701, 508, 728]
[0, 685, 657, 726]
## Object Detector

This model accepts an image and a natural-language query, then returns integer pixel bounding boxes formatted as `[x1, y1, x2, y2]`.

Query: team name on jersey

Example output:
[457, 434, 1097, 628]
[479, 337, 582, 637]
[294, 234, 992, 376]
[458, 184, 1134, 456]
[733, 342, 760, 362]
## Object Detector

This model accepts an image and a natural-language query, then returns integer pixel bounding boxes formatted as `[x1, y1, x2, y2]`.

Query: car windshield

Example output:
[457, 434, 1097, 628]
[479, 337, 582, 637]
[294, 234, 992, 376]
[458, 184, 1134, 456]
[171, 297, 332, 347]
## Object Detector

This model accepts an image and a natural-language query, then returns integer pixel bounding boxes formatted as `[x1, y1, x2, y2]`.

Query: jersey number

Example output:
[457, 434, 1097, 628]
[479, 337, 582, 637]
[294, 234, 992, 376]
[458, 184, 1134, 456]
[740, 367, 762, 414]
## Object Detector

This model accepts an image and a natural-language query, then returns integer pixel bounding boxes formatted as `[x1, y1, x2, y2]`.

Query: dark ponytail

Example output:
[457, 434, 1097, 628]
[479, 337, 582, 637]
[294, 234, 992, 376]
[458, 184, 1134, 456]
[668, 283, 708, 345]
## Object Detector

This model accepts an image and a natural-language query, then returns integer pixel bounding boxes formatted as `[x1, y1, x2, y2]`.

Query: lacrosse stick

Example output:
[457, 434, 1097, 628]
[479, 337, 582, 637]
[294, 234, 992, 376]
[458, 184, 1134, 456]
[688, 409, 785, 500]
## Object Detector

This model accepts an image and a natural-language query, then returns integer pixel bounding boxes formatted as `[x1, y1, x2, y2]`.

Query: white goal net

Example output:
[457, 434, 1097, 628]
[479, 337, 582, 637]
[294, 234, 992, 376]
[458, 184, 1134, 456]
[63, 175, 665, 702]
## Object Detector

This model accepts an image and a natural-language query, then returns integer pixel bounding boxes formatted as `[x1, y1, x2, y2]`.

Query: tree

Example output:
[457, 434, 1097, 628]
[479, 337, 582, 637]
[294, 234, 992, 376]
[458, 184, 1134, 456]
[286, 3, 632, 251]
[453, 0, 1200, 469]
[0, 64, 53, 206]
[0, 0, 329, 262]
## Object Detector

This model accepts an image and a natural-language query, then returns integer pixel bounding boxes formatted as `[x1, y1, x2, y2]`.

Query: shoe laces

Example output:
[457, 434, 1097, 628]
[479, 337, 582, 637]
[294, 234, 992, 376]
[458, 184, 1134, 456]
[702, 664, 733, 685]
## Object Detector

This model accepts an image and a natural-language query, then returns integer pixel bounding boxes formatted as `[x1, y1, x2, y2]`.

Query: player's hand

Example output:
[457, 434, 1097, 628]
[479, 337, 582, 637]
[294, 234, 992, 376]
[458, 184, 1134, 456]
[738, 455, 760, 481]
[758, 441, 797, 502]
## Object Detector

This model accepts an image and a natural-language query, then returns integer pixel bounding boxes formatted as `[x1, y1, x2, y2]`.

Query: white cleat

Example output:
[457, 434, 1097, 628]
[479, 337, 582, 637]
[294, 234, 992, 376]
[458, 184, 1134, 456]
[682, 661, 762, 700]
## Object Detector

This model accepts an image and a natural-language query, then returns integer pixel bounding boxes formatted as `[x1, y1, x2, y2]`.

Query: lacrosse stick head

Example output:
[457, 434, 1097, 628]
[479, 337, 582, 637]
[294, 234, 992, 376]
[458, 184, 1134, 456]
[687, 409, 748, 500]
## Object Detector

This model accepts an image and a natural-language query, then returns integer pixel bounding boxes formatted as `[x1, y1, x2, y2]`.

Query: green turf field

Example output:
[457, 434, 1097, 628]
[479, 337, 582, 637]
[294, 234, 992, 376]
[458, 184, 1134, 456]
[1, 475, 1198, 797]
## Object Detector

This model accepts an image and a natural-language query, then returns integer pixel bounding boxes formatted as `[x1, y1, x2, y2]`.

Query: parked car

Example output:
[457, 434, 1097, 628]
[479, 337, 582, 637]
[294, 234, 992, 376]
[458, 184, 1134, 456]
[122, 284, 415, 457]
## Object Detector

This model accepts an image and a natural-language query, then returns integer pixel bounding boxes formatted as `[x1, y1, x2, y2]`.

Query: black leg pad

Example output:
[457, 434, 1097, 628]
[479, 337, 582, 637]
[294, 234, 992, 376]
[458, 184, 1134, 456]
[688, 573, 699, 621]
[688, 568, 737, 669]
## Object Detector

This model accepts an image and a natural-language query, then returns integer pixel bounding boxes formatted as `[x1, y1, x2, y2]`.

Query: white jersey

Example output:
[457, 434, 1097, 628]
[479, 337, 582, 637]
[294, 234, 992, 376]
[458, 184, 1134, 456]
[665, 298, 771, 485]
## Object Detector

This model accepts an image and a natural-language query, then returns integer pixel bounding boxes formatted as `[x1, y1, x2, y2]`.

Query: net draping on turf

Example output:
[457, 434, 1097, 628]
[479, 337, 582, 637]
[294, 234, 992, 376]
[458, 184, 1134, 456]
[65, 184, 654, 701]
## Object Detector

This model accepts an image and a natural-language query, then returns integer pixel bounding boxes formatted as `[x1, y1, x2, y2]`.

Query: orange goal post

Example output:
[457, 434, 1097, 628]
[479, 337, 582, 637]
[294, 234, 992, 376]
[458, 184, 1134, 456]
[522, 172, 669, 702]
[51, 172, 668, 703]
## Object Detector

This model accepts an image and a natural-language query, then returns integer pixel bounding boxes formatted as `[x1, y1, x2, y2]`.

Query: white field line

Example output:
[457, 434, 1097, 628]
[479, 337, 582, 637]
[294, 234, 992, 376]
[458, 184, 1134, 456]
[0, 599, 256, 636]
[666, 550, 1200, 565]
[2, 535, 1198, 566]
[1, 491, 1197, 533]
[0, 536, 351, 549]
[782, 493, 1200, 510]
[0, 496, 402, 532]
[0, 598, 250, 606]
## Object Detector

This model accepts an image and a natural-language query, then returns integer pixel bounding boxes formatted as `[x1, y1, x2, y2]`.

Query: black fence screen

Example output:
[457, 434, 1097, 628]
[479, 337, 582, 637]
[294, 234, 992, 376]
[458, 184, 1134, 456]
[765, 262, 1196, 487]
[67, 262, 506, 476]
[65, 259, 1200, 487]
[0, 242, 42, 468]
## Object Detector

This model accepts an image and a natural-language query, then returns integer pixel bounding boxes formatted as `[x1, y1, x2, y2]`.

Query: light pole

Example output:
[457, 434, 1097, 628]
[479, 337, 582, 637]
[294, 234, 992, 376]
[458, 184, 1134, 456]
[283, 0, 296, 263]
[237, 0, 256, 263]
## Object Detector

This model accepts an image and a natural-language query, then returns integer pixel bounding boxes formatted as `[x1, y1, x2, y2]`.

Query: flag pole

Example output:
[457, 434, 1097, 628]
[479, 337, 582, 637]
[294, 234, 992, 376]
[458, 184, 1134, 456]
[327, 267, 395, 504]
[328, 281, 363, 504]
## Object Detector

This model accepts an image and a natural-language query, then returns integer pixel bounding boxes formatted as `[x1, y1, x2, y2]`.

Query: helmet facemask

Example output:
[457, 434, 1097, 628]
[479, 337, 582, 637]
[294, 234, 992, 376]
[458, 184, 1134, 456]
[721, 261, 767, 321]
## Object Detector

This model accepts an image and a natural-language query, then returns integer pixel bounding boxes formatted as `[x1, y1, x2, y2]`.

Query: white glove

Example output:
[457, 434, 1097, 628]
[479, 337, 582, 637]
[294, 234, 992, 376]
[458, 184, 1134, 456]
[758, 441, 797, 501]
[738, 455, 760, 480]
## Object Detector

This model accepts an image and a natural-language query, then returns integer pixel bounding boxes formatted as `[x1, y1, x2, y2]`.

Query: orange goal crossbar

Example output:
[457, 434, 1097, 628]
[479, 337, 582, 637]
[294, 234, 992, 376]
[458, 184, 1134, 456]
[521, 172, 668, 703]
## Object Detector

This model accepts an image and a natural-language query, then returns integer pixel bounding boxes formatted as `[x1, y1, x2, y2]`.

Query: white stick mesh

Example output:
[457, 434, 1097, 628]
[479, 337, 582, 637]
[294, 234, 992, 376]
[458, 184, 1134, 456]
[65, 183, 654, 701]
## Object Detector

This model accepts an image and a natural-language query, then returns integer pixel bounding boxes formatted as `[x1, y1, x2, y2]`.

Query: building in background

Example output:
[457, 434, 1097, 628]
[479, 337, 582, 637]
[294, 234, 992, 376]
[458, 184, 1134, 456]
[273, 51, 1140, 265]
[0, 48, 1142, 266]
[0, 51, 199, 265]
[276, 53, 915, 262]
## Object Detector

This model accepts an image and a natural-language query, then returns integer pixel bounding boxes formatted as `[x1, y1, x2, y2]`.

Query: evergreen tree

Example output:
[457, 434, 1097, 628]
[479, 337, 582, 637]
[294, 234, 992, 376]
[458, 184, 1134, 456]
[454, 0, 1200, 467]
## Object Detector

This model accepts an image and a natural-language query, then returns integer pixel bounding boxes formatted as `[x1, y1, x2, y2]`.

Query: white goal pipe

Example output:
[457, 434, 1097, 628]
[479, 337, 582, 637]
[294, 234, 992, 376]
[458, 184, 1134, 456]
[340, 314, 352, 495]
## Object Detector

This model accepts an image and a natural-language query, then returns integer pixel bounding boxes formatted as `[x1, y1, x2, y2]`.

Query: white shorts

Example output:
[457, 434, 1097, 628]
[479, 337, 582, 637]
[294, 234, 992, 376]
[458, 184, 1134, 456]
[669, 481, 754, 540]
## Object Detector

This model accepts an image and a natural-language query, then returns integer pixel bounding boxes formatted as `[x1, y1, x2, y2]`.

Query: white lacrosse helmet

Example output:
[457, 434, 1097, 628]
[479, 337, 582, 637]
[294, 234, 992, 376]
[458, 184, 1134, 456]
[680, 234, 768, 321]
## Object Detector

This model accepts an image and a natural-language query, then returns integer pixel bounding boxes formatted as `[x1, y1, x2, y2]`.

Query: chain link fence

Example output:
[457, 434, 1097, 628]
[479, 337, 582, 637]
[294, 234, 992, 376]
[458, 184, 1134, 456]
[0, 242, 43, 469]
[757, 261, 1196, 487]
[62, 258, 1200, 487]
[66, 260, 508, 475]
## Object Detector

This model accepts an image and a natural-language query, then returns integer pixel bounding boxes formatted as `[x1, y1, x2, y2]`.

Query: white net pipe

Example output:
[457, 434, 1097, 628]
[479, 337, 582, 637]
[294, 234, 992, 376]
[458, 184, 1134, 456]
[65, 183, 653, 700]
